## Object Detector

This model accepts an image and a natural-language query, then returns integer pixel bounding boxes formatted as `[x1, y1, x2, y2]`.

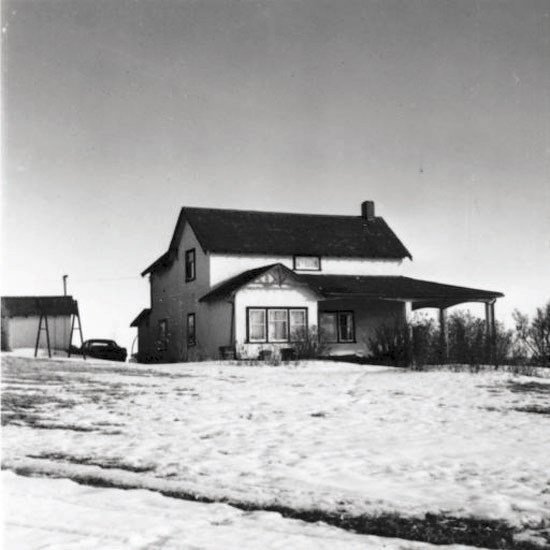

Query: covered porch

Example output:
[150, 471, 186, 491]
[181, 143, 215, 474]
[302, 274, 504, 365]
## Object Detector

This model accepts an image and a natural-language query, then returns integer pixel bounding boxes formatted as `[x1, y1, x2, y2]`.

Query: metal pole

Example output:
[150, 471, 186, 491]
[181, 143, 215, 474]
[63, 275, 68, 296]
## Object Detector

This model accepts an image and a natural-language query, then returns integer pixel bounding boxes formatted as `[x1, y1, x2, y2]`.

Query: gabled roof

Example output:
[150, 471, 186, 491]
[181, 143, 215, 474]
[1, 296, 78, 317]
[130, 308, 151, 327]
[199, 268, 503, 309]
[142, 205, 412, 276]
[200, 263, 320, 302]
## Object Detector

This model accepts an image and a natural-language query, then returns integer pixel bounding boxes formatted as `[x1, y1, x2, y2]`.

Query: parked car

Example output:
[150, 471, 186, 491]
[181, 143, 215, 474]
[69, 339, 127, 362]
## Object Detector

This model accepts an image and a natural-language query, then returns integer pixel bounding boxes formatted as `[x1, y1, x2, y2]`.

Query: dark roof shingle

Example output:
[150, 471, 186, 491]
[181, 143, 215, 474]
[1, 296, 78, 317]
[184, 207, 411, 259]
[199, 267, 503, 307]
[130, 308, 151, 327]
[143, 206, 412, 275]
[299, 274, 503, 307]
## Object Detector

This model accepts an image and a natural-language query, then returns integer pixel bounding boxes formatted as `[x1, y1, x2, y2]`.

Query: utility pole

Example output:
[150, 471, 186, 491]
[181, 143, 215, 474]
[63, 275, 68, 296]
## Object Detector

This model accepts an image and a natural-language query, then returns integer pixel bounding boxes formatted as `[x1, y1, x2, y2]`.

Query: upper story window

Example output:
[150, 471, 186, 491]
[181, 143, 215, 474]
[185, 249, 196, 282]
[293, 255, 321, 271]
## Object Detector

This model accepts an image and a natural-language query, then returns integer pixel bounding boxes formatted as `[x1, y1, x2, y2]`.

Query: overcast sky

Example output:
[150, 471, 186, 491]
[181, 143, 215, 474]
[2, 0, 549, 350]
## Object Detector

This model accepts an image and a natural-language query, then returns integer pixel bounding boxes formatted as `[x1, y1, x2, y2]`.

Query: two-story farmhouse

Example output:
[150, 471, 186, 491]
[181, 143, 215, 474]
[131, 201, 503, 363]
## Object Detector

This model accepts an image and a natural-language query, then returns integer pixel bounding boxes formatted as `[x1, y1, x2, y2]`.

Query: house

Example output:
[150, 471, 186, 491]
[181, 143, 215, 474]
[130, 201, 503, 363]
[1, 295, 82, 355]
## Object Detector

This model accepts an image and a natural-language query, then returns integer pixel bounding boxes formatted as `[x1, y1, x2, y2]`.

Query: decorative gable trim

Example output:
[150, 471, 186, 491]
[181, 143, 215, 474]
[199, 263, 323, 303]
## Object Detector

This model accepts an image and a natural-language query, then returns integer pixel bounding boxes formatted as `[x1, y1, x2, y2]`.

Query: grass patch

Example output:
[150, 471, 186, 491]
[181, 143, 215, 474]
[27, 452, 155, 473]
[1, 391, 80, 427]
[514, 406, 550, 416]
[32, 423, 97, 432]
[507, 382, 550, 395]
[6, 466, 547, 550]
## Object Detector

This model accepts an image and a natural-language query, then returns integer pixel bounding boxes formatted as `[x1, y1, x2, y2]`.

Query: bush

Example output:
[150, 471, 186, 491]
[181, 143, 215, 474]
[410, 315, 440, 367]
[367, 318, 411, 367]
[446, 311, 485, 365]
[366, 310, 515, 367]
[293, 326, 330, 360]
[513, 302, 550, 367]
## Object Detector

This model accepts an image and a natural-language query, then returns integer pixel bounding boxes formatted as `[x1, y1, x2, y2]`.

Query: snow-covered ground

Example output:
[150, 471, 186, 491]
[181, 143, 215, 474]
[3, 470, 484, 550]
[2, 354, 550, 548]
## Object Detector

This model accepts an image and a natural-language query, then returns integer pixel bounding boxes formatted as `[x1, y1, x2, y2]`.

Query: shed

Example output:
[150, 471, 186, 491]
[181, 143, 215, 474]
[1, 296, 82, 355]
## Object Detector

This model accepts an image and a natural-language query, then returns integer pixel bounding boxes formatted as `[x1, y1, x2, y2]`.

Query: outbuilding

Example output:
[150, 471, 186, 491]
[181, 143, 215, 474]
[1, 295, 82, 355]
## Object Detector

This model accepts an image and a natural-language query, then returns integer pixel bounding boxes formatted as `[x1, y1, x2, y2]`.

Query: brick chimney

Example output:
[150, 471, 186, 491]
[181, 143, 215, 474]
[361, 200, 375, 221]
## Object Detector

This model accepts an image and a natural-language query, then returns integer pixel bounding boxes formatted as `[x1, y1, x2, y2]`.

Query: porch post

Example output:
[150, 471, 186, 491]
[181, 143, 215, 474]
[485, 300, 497, 367]
[439, 308, 448, 363]
[405, 301, 414, 367]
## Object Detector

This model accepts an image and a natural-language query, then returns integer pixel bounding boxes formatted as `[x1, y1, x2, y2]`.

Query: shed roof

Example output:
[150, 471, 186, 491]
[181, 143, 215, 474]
[130, 308, 151, 327]
[1, 296, 78, 317]
[142, 206, 412, 275]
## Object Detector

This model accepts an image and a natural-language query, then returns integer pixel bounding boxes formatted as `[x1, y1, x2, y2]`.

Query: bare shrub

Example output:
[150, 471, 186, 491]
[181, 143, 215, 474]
[446, 311, 484, 365]
[439, 310, 513, 366]
[293, 326, 330, 360]
[410, 315, 439, 368]
[366, 311, 515, 367]
[367, 318, 411, 367]
[513, 302, 550, 367]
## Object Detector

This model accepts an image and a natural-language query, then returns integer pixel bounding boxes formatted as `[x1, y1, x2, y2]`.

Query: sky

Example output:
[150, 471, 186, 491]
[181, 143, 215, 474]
[2, 0, 549, 352]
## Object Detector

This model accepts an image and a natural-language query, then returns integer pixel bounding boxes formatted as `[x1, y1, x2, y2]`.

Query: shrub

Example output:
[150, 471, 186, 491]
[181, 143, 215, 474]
[410, 315, 439, 367]
[446, 311, 486, 365]
[513, 302, 550, 367]
[293, 326, 330, 360]
[366, 310, 515, 367]
[366, 318, 411, 367]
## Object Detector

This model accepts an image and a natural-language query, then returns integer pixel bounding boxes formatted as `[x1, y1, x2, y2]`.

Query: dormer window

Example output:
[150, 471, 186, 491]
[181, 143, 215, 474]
[185, 249, 196, 282]
[293, 255, 321, 271]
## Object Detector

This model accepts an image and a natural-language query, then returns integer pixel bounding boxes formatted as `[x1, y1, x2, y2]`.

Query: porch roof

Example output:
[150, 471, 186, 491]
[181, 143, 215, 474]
[299, 274, 504, 309]
[199, 264, 504, 310]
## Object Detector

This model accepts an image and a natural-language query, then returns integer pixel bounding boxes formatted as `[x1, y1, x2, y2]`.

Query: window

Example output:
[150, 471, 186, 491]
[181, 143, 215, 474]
[293, 256, 321, 271]
[268, 309, 288, 342]
[320, 312, 337, 343]
[185, 249, 196, 281]
[338, 312, 354, 342]
[289, 309, 307, 340]
[319, 311, 355, 343]
[249, 309, 266, 342]
[158, 319, 168, 350]
[187, 313, 196, 346]
[247, 307, 307, 343]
